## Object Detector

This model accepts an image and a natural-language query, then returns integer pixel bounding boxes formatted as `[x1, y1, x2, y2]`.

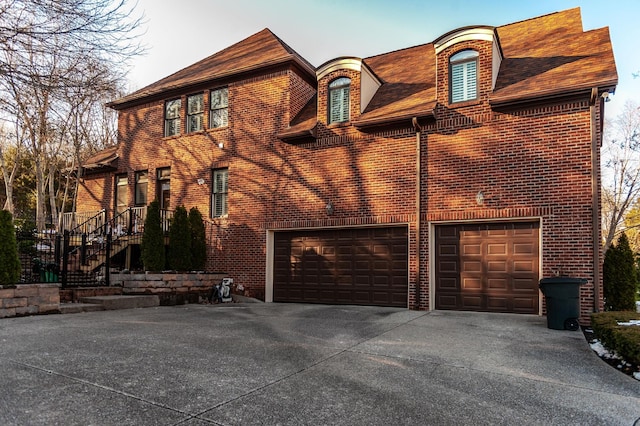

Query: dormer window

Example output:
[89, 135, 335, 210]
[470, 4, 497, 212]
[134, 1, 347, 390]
[328, 77, 350, 124]
[450, 50, 478, 103]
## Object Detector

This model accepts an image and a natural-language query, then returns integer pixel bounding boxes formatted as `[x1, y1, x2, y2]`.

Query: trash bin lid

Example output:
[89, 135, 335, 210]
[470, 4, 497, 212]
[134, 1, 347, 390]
[539, 277, 587, 286]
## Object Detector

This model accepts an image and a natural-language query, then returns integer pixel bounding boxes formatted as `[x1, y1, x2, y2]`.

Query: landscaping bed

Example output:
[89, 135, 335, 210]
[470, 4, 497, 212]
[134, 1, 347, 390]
[585, 310, 640, 380]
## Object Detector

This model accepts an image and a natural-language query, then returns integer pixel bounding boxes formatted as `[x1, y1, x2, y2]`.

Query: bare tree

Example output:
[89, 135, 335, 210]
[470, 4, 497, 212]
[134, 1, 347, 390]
[601, 101, 640, 252]
[0, 0, 143, 229]
[0, 119, 22, 213]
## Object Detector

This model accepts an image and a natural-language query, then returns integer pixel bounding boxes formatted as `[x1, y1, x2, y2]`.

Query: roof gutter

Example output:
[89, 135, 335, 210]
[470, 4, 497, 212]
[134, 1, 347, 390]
[489, 82, 617, 109]
[354, 108, 436, 130]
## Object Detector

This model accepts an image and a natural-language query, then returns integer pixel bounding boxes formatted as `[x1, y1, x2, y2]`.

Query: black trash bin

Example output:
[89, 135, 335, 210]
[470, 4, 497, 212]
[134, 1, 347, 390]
[539, 277, 587, 331]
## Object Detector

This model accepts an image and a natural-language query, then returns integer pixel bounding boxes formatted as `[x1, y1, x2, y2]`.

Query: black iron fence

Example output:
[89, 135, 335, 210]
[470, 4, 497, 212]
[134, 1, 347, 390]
[17, 230, 102, 287]
[16, 207, 173, 287]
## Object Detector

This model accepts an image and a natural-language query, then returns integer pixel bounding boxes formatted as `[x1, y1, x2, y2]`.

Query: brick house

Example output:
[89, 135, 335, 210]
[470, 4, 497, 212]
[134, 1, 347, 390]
[76, 8, 617, 320]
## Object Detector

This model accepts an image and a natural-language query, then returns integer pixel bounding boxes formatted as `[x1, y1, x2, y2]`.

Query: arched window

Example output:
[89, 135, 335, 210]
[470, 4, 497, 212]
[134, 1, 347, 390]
[328, 77, 350, 123]
[450, 50, 479, 103]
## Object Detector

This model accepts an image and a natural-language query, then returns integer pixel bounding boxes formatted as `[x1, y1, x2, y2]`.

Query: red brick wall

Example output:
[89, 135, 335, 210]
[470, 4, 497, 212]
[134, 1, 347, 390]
[76, 172, 111, 213]
[77, 41, 603, 319]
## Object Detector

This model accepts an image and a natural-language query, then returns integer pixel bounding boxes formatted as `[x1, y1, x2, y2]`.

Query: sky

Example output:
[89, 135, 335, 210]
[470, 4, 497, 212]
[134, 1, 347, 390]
[125, 0, 639, 121]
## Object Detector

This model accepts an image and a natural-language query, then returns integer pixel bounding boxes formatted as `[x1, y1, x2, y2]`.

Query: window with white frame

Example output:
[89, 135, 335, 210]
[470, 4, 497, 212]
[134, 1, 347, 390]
[164, 99, 181, 137]
[210, 88, 228, 129]
[187, 93, 204, 132]
[450, 50, 479, 103]
[328, 77, 350, 124]
[211, 168, 228, 218]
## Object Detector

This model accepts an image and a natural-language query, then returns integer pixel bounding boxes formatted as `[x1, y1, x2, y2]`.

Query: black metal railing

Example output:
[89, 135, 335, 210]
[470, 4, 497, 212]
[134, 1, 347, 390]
[16, 207, 173, 287]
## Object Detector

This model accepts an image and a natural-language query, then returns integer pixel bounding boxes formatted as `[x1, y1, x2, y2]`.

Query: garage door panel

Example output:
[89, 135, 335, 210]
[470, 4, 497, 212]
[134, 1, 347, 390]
[513, 243, 534, 255]
[487, 243, 507, 255]
[487, 260, 507, 272]
[463, 261, 482, 272]
[513, 297, 538, 312]
[486, 297, 508, 311]
[514, 260, 534, 272]
[274, 227, 407, 307]
[462, 276, 482, 289]
[435, 222, 539, 314]
[437, 295, 459, 309]
[487, 278, 508, 289]
[463, 244, 481, 255]
[462, 296, 483, 310]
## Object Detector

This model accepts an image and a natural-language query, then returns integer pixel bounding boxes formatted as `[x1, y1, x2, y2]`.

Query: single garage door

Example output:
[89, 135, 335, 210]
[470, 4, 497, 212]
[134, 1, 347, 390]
[435, 222, 540, 314]
[274, 227, 408, 307]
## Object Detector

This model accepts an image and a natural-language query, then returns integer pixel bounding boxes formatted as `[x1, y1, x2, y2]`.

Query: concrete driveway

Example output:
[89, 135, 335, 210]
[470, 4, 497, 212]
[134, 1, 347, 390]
[0, 303, 638, 425]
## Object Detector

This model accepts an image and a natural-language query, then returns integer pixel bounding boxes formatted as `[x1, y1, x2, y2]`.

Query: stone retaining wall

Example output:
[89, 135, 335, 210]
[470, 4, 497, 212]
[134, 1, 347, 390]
[111, 272, 227, 305]
[0, 284, 60, 318]
[59, 286, 123, 303]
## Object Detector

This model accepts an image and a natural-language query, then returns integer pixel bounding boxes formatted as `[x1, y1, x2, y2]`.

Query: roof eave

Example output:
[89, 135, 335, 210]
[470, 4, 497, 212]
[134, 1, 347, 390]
[108, 55, 316, 110]
[353, 108, 436, 129]
[277, 124, 318, 142]
[489, 80, 618, 108]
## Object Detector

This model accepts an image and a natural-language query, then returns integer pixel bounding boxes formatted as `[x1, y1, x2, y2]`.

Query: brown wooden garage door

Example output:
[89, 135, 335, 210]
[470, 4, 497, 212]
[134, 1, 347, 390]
[274, 227, 408, 307]
[435, 222, 539, 314]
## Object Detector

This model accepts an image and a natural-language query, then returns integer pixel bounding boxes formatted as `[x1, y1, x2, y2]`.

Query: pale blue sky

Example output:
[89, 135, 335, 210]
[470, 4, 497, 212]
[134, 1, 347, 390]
[128, 0, 638, 120]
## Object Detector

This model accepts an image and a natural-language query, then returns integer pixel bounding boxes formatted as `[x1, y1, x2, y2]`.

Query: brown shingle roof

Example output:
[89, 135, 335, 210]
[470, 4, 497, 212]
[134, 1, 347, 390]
[277, 94, 318, 141]
[109, 8, 617, 131]
[81, 145, 119, 174]
[108, 28, 315, 109]
[355, 43, 437, 127]
[491, 8, 617, 105]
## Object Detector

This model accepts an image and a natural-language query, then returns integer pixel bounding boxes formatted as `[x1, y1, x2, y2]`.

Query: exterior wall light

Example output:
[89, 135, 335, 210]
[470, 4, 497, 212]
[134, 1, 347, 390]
[218, 142, 224, 149]
[325, 201, 334, 215]
[476, 191, 484, 206]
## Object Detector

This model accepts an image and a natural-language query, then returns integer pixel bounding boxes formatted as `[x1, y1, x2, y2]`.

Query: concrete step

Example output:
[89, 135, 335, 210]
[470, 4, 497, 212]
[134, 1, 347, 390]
[78, 295, 160, 310]
[59, 302, 104, 314]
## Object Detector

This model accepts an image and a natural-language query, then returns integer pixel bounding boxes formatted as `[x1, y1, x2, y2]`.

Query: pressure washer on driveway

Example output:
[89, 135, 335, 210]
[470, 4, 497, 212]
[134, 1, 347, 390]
[208, 277, 233, 303]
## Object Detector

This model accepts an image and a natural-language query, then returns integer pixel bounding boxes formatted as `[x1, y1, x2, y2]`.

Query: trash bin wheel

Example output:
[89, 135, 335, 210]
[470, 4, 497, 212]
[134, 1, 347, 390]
[564, 318, 580, 331]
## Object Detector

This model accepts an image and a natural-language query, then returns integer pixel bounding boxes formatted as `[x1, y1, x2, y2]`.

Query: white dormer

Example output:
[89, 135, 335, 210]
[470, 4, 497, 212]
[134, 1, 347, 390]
[434, 27, 502, 91]
[316, 57, 382, 114]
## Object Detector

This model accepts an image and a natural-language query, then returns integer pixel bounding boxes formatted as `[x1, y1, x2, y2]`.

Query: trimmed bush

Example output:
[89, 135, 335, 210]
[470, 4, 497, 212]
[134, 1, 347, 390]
[0, 210, 21, 287]
[604, 233, 638, 311]
[591, 311, 640, 365]
[141, 200, 165, 271]
[189, 207, 206, 270]
[168, 205, 191, 271]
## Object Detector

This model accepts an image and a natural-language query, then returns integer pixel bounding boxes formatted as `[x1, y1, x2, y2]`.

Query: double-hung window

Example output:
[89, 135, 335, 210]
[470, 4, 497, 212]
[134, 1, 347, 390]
[164, 99, 181, 137]
[187, 93, 204, 132]
[211, 168, 228, 218]
[115, 174, 128, 215]
[210, 88, 228, 128]
[450, 50, 479, 103]
[135, 171, 148, 206]
[328, 77, 350, 124]
[157, 168, 170, 210]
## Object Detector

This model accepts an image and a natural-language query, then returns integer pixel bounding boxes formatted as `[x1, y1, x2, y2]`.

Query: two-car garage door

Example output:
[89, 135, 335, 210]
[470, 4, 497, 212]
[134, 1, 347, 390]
[434, 222, 540, 314]
[273, 227, 408, 307]
[272, 221, 539, 314]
